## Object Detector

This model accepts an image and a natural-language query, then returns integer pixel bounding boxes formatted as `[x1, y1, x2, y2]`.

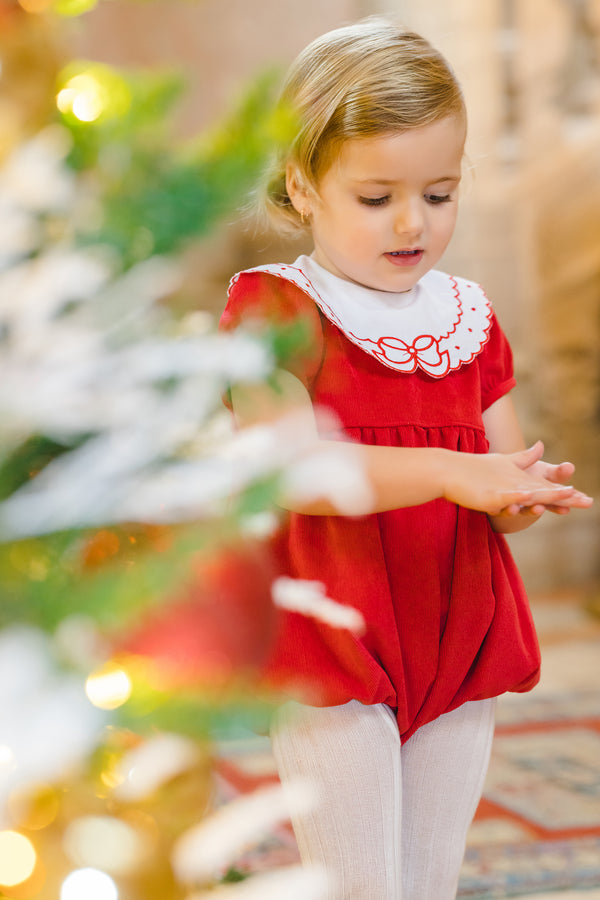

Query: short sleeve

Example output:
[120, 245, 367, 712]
[219, 271, 325, 390]
[478, 311, 517, 411]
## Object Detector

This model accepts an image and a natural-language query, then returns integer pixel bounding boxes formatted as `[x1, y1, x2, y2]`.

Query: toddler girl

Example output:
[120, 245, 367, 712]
[220, 19, 592, 899]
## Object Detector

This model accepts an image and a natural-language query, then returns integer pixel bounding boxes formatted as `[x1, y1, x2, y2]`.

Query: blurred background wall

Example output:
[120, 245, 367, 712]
[64, 0, 600, 593]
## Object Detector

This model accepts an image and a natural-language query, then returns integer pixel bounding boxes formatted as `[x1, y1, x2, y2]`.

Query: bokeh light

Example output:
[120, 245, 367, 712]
[7, 784, 60, 831]
[85, 663, 132, 710]
[53, 0, 99, 16]
[56, 64, 132, 124]
[0, 744, 15, 768]
[57, 75, 104, 122]
[61, 868, 118, 900]
[63, 816, 146, 875]
[0, 831, 37, 887]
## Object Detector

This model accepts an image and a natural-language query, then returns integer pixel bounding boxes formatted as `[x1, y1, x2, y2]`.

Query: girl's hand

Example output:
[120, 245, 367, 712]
[481, 397, 593, 531]
[501, 453, 593, 518]
[442, 442, 585, 517]
[519, 457, 574, 514]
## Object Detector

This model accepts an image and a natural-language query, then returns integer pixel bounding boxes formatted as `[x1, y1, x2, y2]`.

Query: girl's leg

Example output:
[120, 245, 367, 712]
[271, 699, 402, 900]
[400, 698, 496, 900]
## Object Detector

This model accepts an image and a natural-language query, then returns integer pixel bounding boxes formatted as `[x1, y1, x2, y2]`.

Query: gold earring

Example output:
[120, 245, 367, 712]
[300, 210, 307, 224]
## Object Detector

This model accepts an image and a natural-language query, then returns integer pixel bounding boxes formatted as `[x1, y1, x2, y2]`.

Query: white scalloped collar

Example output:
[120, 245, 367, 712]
[236, 255, 493, 379]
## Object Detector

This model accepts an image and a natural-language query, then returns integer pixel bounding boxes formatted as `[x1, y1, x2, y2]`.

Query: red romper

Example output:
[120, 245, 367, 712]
[220, 255, 541, 743]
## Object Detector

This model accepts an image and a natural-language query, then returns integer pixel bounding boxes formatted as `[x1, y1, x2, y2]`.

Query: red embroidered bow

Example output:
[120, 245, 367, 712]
[365, 334, 450, 376]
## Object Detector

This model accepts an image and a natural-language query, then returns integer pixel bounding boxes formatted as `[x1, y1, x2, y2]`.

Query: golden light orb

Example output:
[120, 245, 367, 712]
[56, 64, 132, 124]
[0, 831, 37, 888]
[85, 663, 132, 710]
[57, 74, 104, 122]
[61, 868, 118, 900]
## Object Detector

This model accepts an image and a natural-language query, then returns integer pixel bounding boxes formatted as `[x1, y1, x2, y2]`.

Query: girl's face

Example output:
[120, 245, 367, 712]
[292, 116, 465, 293]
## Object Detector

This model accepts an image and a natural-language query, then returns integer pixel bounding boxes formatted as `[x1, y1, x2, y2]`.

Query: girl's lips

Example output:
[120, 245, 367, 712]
[384, 249, 424, 267]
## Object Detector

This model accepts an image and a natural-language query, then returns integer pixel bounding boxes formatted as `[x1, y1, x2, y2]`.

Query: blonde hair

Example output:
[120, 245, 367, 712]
[260, 18, 466, 234]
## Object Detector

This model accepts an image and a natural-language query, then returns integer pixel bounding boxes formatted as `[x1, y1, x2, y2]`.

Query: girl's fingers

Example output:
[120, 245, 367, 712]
[501, 490, 593, 517]
[519, 485, 574, 504]
[538, 461, 575, 485]
[556, 461, 575, 481]
[534, 489, 593, 508]
[511, 442, 545, 470]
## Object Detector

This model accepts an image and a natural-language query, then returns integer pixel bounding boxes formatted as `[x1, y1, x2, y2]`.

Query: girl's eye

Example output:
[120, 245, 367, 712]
[425, 193, 451, 204]
[358, 195, 390, 207]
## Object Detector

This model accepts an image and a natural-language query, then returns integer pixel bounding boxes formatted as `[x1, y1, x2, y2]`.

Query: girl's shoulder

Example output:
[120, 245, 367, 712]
[228, 261, 318, 302]
[223, 262, 323, 329]
[220, 262, 325, 385]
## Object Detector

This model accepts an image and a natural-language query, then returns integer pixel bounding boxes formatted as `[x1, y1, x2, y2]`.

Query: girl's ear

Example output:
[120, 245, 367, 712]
[286, 163, 313, 217]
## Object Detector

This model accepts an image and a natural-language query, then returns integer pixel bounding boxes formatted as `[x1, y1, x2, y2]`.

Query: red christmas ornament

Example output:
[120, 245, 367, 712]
[119, 540, 279, 689]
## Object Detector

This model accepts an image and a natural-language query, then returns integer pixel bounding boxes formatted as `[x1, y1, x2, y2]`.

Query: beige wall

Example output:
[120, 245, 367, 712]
[67, 0, 362, 134]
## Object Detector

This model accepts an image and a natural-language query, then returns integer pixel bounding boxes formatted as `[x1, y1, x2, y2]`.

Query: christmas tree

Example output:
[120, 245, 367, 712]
[0, 3, 365, 897]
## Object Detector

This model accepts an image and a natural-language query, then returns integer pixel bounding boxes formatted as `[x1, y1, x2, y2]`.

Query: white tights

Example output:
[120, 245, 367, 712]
[271, 698, 496, 900]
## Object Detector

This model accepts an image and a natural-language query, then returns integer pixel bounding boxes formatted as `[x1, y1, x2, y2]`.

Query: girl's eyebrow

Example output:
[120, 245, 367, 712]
[352, 175, 461, 186]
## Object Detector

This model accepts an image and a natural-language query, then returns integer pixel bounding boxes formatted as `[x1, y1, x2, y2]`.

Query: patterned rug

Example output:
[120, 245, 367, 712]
[215, 690, 600, 897]
[459, 690, 600, 898]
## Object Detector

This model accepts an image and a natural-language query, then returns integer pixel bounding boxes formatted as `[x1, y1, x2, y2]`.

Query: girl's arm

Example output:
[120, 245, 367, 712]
[231, 372, 588, 518]
[482, 394, 592, 533]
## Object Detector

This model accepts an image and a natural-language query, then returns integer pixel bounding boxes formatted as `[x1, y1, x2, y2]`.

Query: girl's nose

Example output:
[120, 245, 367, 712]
[393, 200, 424, 237]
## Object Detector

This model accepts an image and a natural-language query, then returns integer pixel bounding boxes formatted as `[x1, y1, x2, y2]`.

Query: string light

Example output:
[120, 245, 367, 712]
[56, 65, 132, 124]
[0, 831, 37, 888]
[57, 75, 104, 123]
[85, 663, 132, 710]
[7, 784, 60, 831]
[63, 816, 146, 876]
[61, 868, 118, 900]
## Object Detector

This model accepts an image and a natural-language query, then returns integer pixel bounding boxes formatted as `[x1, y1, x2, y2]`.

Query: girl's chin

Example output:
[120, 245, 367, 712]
[312, 254, 425, 292]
